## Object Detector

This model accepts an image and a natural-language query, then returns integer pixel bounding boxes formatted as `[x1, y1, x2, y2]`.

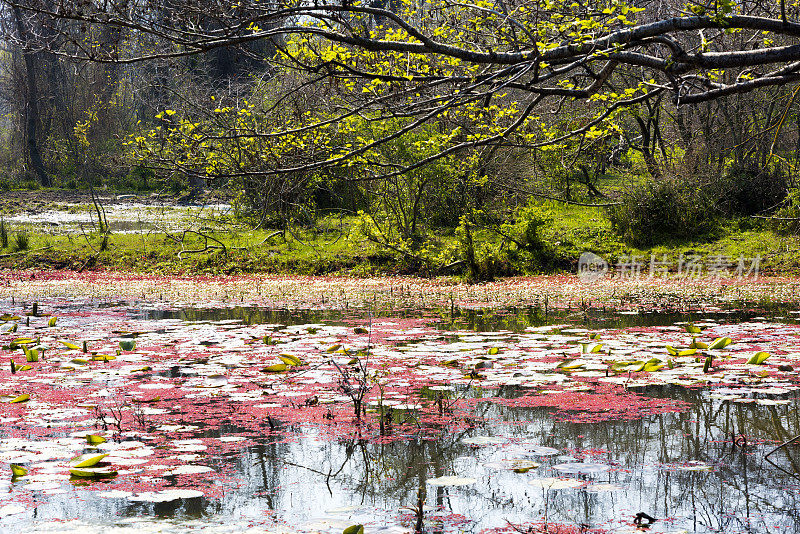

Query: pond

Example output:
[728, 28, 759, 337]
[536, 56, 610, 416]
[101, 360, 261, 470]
[2, 290, 800, 533]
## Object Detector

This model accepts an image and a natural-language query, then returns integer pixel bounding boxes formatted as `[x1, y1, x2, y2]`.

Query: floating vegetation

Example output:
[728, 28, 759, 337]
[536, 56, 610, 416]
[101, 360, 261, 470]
[0, 275, 800, 532]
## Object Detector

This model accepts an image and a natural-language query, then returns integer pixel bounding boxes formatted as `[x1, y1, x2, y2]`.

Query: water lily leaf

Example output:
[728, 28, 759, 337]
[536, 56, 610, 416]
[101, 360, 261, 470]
[643, 362, 664, 372]
[86, 434, 107, 445]
[48, 316, 57, 327]
[132, 396, 161, 403]
[685, 324, 702, 334]
[665, 345, 678, 356]
[25, 349, 39, 362]
[262, 363, 288, 373]
[10, 464, 27, 477]
[343, 525, 364, 534]
[69, 467, 117, 478]
[580, 343, 603, 354]
[71, 358, 89, 365]
[442, 358, 459, 367]
[279, 353, 302, 366]
[17, 365, 32, 372]
[677, 348, 697, 356]
[119, 340, 136, 351]
[611, 360, 641, 372]
[9, 337, 34, 349]
[589, 332, 601, 340]
[488, 347, 500, 355]
[10, 394, 29, 403]
[557, 358, 584, 370]
[0, 314, 20, 322]
[93, 354, 116, 362]
[709, 337, 732, 350]
[347, 358, 359, 365]
[690, 338, 708, 349]
[703, 355, 713, 373]
[60, 340, 81, 350]
[353, 327, 368, 334]
[513, 465, 537, 473]
[746, 351, 770, 365]
[426, 475, 477, 486]
[326, 344, 342, 353]
[71, 453, 109, 468]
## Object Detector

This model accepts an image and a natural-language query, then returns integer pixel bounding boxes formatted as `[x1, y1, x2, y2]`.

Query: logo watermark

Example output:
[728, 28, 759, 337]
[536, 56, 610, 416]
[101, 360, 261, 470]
[577, 253, 760, 283]
[577, 252, 609, 283]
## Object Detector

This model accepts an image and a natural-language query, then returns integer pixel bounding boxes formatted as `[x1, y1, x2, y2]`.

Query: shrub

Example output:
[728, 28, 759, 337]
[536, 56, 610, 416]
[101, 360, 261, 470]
[712, 166, 788, 217]
[14, 232, 29, 251]
[609, 177, 717, 246]
[773, 188, 800, 235]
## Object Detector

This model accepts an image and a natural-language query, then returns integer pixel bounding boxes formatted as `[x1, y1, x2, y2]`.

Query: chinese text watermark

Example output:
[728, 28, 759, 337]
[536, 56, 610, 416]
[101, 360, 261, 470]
[578, 252, 760, 283]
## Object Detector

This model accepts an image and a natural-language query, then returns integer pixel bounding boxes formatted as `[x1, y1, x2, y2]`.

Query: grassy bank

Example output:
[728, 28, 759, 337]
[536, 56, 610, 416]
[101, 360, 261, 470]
[2, 199, 800, 277]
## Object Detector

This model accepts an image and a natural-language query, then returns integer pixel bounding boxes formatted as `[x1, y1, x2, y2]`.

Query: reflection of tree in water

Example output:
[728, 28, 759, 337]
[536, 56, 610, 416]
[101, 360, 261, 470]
[142, 305, 348, 326]
[488, 385, 800, 532]
[142, 383, 800, 532]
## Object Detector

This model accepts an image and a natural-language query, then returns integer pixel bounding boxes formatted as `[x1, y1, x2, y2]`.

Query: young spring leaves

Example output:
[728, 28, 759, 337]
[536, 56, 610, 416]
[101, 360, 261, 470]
[69, 467, 118, 478]
[86, 434, 107, 446]
[746, 351, 770, 365]
[278, 354, 302, 366]
[71, 453, 109, 468]
[666, 345, 696, 357]
[10, 464, 27, 477]
[709, 337, 732, 350]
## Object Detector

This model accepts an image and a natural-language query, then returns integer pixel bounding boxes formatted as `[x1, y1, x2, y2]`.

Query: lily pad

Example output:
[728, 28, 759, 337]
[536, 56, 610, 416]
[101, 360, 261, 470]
[70, 453, 109, 468]
[69, 467, 118, 478]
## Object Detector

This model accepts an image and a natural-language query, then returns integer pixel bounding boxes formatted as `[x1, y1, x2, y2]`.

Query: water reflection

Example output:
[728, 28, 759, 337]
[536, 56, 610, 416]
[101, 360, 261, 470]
[4, 303, 800, 534]
[13, 385, 798, 533]
[137, 303, 800, 333]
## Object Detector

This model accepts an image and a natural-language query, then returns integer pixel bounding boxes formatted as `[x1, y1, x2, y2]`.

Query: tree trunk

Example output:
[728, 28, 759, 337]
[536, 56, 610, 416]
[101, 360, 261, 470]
[12, 6, 50, 187]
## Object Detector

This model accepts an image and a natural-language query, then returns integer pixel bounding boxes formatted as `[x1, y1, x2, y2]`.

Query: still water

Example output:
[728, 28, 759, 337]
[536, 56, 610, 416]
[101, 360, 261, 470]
[1, 301, 799, 533]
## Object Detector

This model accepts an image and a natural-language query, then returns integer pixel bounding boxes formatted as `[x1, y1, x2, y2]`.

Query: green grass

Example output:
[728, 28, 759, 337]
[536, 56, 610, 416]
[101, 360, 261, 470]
[3, 204, 800, 277]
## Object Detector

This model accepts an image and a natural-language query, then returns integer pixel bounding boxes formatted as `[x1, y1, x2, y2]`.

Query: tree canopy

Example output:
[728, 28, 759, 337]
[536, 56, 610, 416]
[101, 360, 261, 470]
[7, 0, 800, 184]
